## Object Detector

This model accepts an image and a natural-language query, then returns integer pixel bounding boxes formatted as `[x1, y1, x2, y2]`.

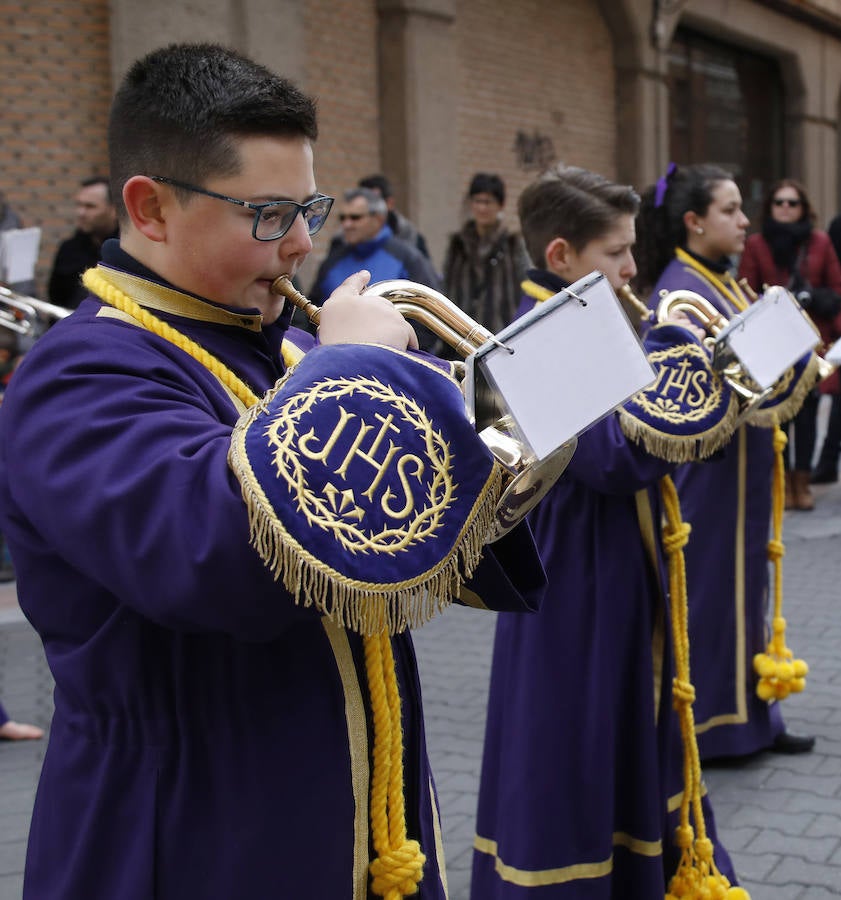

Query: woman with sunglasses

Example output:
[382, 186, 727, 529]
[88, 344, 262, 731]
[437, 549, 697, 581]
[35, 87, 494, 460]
[738, 179, 841, 510]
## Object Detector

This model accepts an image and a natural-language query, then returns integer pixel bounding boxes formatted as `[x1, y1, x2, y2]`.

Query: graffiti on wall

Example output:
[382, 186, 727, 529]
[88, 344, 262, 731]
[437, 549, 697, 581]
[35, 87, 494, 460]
[512, 130, 556, 172]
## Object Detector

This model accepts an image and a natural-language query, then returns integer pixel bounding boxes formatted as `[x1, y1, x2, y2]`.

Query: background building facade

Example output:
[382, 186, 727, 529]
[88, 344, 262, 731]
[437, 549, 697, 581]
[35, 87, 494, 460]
[3, 0, 841, 297]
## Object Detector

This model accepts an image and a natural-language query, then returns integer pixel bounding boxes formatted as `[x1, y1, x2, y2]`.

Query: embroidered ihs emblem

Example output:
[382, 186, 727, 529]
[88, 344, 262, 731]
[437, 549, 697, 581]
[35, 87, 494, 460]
[632, 342, 726, 423]
[262, 375, 455, 554]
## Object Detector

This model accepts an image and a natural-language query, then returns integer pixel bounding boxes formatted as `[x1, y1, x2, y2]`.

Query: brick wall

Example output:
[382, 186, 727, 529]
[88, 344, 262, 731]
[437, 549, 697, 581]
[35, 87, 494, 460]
[1, 0, 111, 299]
[448, 0, 616, 269]
[298, 0, 382, 290]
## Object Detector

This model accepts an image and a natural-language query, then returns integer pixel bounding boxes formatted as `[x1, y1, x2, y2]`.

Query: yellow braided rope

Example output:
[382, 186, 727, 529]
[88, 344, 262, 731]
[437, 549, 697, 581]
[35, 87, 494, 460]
[82, 265, 425, 897]
[753, 424, 808, 700]
[82, 268, 258, 410]
[366, 632, 425, 898]
[660, 476, 749, 900]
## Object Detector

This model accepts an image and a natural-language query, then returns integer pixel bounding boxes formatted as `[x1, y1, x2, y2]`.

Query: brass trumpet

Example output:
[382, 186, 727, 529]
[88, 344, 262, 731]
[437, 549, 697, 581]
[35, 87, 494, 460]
[655, 288, 768, 411]
[0, 285, 71, 336]
[656, 286, 832, 426]
[271, 275, 577, 539]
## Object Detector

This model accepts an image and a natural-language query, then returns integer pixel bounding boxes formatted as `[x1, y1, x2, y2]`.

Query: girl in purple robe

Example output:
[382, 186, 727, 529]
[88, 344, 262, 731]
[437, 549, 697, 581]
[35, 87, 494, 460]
[472, 166, 737, 899]
[634, 163, 814, 761]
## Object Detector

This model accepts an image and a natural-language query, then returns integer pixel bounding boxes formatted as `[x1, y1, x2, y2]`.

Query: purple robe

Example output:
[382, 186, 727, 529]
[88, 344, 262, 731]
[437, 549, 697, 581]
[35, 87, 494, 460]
[651, 256, 785, 760]
[472, 274, 734, 898]
[0, 247, 546, 900]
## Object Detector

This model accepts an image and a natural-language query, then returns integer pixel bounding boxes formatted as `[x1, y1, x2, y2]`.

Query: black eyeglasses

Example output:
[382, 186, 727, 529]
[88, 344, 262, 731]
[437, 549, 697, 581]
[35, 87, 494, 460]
[773, 198, 802, 208]
[150, 176, 334, 241]
[339, 212, 371, 222]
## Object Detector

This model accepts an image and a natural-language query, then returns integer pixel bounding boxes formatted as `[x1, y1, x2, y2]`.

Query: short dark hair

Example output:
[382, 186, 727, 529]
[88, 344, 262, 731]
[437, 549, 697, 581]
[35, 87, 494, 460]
[468, 173, 505, 205]
[763, 178, 814, 225]
[358, 174, 392, 199]
[80, 176, 112, 204]
[518, 165, 639, 268]
[108, 43, 318, 221]
[634, 163, 732, 294]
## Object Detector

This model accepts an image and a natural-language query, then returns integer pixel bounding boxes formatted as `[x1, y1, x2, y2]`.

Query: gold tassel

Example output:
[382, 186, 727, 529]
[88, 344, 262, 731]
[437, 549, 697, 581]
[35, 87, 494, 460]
[753, 424, 808, 700]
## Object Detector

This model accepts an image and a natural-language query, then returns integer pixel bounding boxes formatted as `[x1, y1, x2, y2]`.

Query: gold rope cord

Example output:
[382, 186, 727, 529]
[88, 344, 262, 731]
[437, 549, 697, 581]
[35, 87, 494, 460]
[666, 256, 809, 700]
[753, 423, 808, 700]
[660, 475, 749, 900]
[82, 265, 425, 898]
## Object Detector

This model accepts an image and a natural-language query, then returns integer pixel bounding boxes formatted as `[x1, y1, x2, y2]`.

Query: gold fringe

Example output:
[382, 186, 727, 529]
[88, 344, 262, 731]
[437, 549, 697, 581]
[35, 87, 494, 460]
[229, 392, 504, 637]
[617, 398, 739, 464]
[747, 354, 821, 429]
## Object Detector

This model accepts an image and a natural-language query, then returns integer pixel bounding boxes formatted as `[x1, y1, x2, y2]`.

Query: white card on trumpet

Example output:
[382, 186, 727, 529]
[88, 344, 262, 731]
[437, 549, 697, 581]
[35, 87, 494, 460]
[465, 271, 655, 462]
[714, 285, 819, 390]
[825, 336, 841, 367]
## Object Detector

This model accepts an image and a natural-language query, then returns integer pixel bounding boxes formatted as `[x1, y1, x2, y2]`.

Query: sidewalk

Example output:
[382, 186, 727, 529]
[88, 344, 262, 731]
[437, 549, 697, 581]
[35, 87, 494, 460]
[0, 481, 838, 898]
[413, 478, 841, 900]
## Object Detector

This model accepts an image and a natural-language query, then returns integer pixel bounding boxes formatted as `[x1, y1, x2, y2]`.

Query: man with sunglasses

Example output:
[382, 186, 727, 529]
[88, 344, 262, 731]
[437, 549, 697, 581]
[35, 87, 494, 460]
[0, 44, 545, 900]
[309, 187, 442, 348]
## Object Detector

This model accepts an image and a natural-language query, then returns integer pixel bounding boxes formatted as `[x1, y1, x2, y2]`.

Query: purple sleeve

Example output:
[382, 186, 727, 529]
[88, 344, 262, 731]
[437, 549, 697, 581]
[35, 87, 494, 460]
[564, 414, 674, 494]
[1, 327, 313, 640]
[461, 522, 547, 613]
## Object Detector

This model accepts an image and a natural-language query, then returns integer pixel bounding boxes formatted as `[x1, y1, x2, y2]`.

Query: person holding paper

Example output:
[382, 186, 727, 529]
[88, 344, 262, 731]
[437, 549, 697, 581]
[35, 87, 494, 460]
[472, 165, 740, 900]
[737, 179, 841, 506]
[634, 163, 814, 760]
[0, 191, 37, 296]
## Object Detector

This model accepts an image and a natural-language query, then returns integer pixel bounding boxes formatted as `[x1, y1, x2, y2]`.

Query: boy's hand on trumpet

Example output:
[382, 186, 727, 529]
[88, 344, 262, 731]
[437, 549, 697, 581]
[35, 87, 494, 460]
[665, 309, 707, 342]
[319, 270, 419, 351]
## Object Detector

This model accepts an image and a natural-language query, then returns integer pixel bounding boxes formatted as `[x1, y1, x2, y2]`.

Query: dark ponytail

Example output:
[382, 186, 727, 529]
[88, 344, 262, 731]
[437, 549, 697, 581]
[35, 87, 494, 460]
[634, 163, 731, 296]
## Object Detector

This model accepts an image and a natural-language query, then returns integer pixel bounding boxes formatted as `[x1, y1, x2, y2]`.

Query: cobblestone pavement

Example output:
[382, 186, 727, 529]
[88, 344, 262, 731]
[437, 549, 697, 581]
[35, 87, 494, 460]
[0, 482, 839, 899]
[414, 477, 841, 900]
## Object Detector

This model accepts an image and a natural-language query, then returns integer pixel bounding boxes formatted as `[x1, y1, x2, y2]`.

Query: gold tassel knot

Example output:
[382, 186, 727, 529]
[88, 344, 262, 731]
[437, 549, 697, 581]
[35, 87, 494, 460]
[755, 424, 808, 701]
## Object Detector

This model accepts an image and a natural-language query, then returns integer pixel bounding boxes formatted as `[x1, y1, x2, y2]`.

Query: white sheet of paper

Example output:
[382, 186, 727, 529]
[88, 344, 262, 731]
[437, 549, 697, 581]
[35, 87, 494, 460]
[0, 228, 41, 284]
[468, 272, 655, 461]
[716, 286, 819, 390]
[825, 337, 841, 367]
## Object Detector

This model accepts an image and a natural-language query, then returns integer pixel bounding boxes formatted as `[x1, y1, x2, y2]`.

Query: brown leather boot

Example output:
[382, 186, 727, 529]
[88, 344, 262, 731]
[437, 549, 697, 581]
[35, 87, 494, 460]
[784, 470, 795, 510]
[793, 470, 815, 511]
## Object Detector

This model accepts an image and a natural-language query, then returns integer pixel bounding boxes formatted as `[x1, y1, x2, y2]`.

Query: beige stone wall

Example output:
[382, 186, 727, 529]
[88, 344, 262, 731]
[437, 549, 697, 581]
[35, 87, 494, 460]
[1, 0, 111, 295]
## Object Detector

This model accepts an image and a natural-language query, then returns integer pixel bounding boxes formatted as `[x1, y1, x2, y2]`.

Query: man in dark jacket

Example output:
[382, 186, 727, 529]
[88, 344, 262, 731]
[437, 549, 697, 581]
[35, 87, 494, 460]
[48, 176, 118, 308]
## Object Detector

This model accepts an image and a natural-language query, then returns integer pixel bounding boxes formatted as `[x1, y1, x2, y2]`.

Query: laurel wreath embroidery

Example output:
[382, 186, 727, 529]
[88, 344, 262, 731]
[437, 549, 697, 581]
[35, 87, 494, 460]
[263, 375, 456, 554]
[629, 344, 728, 424]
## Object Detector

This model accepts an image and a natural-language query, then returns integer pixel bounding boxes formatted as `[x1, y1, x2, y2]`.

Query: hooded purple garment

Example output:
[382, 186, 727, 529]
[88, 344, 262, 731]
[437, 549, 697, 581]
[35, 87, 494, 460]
[0, 245, 546, 900]
[472, 269, 735, 899]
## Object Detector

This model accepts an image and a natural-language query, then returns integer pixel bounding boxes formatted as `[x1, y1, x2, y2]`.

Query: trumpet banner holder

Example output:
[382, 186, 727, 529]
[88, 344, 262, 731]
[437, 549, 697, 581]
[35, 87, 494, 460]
[229, 343, 503, 635]
[619, 323, 739, 463]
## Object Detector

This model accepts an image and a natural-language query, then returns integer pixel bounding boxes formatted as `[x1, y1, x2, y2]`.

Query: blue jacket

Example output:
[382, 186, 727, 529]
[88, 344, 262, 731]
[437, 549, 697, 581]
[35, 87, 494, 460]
[310, 225, 441, 304]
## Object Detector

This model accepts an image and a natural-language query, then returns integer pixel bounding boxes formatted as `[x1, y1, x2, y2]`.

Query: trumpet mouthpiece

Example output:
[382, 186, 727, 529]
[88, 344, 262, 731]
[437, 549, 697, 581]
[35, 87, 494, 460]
[271, 275, 321, 325]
